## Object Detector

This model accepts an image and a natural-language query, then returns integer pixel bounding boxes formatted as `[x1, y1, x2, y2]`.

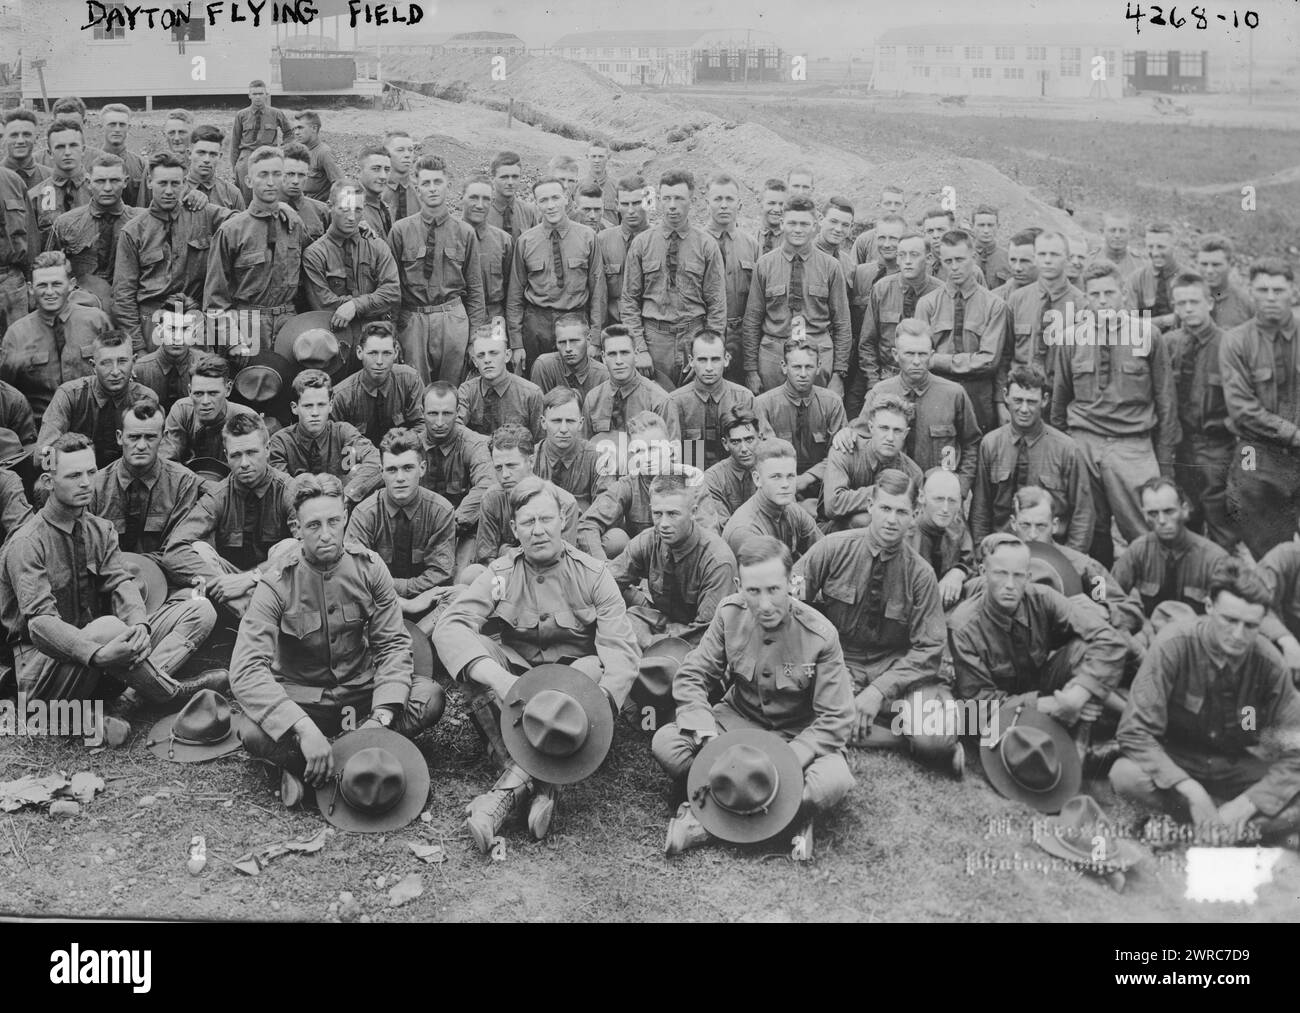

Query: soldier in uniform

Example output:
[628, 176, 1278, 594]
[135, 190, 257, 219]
[703, 409, 759, 527]
[230, 80, 293, 205]
[909, 468, 975, 610]
[457, 326, 545, 441]
[530, 313, 609, 401]
[330, 322, 423, 448]
[1195, 235, 1254, 332]
[989, 229, 1039, 305]
[970, 204, 1012, 290]
[582, 325, 681, 444]
[2, 109, 51, 193]
[27, 119, 90, 256]
[723, 438, 823, 561]
[486, 151, 539, 241]
[857, 230, 940, 388]
[669, 331, 754, 471]
[850, 183, 906, 264]
[232, 472, 446, 807]
[434, 476, 639, 850]
[279, 142, 330, 246]
[580, 141, 619, 225]
[0, 161, 29, 337]
[595, 174, 648, 327]
[459, 175, 513, 326]
[653, 535, 855, 857]
[267, 369, 381, 504]
[1004, 231, 1086, 388]
[355, 145, 394, 239]
[822, 395, 923, 530]
[183, 126, 245, 212]
[290, 111, 342, 204]
[532, 386, 610, 510]
[416, 381, 494, 566]
[475, 424, 580, 565]
[158, 353, 259, 465]
[753, 179, 786, 257]
[702, 173, 759, 383]
[47, 154, 142, 298]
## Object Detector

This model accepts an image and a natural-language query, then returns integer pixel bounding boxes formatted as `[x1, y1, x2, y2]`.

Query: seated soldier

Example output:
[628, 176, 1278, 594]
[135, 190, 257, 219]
[267, 368, 381, 504]
[457, 324, 545, 442]
[652, 535, 855, 857]
[417, 380, 494, 573]
[668, 331, 754, 472]
[91, 398, 207, 562]
[908, 468, 974, 610]
[1260, 520, 1300, 648]
[344, 427, 456, 620]
[158, 353, 259, 465]
[609, 472, 737, 648]
[131, 293, 201, 415]
[582, 325, 681, 444]
[476, 423, 580, 565]
[161, 412, 296, 620]
[702, 408, 759, 528]
[532, 386, 610, 511]
[753, 339, 847, 516]
[579, 410, 706, 560]
[434, 476, 639, 850]
[330, 322, 424, 449]
[822, 394, 923, 529]
[529, 312, 608, 402]
[36, 332, 154, 470]
[0, 378, 36, 447]
[232, 473, 446, 808]
[1112, 558, 1300, 845]
[723, 438, 823, 561]
[794, 470, 953, 768]
[0, 433, 219, 744]
[949, 533, 1128, 752]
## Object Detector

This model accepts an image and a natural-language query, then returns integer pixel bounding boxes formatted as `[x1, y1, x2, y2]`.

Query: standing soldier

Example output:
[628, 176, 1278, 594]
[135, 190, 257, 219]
[486, 151, 539, 241]
[990, 229, 1040, 305]
[1195, 235, 1254, 332]
[743, 194, 851, 397]
[970, 204, 1011, 290]
[582, 326, 681, 444]
[2, 110, 51, 193]
[850, 183, 907, 264]
[505, 175, 604, 375]
[48, 154, 143, 300]
[162, 109, 194, 163]
[97, 104, 147, 207]
[572, 183, 608, 233]
[621, 169, 727, 386]
[1003, 231, 1085, 389]
[205, 147, 307, 355]
[753, 179, 786, 257]
[460, 175, 512, 325]
[27, 120, 90, 256]
[230, 80, 293, 205]
[382, 130, 419, 226]
[669, 332, 754, 471]
[355, 146, 394, 239]
[185, 126, 245, 211]
[580, 141, 619, 225]
[703, 173, 759, 384]
[595, 173, 649, 327]
[389, 155, 485, 385]
[290, 111, 342, 203]
[1095, 210, 1146, 294]
[857, 230, 939, 388]
[279, 142, 330, 246]
[0, 162, 29, 336]
[1131, 221, 1181, 331]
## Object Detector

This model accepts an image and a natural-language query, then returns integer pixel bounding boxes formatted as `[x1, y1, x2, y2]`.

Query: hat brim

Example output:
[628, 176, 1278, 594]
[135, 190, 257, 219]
[688, 728, 804, 844]
[145, 709, 248, 763]
[631, 636, 694, 707]
[316, 727, 431, 833]
[120, 552, 169, 617]
[274, 311, 350, 377]
[500, 664, 614, 785]
[186, 457, 231, 483]
[1035, 826, 1145, 870]
[1028, 541, 1084, 598]
[405, 619, 434, 680]
[979, 702, 1081, 813]
[231, 352, 300, 407]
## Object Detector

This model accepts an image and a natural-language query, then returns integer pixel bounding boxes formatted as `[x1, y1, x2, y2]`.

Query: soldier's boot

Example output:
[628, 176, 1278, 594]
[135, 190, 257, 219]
[664, 802, 711, 856]
[465, 764, 532, 854]
[115, 657, 186, 705]
[527, 782, 558, 841]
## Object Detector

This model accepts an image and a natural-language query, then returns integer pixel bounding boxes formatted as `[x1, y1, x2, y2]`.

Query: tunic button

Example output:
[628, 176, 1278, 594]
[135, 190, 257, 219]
[328, 605, 337, 614]
[762, 669, 771, 678]
[536, 576, 545, 584]
[539, 614, 550, 622]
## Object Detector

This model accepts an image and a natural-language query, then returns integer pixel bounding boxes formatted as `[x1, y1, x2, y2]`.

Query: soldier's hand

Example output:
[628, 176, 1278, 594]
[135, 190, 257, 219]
[509, 348, 527, 374]
[1215, 794, 1258, 841]
[830, 426, 859, 454]
[635, 351, 655, 378]
[295, 718, 334, 787]
[1175, 779, 1219, 833]
[827, 374, 845, 399]
[938, 569, 965, 608]
[744, 370, 762, 396]
[91, 629, 147, 669]
[182, 189, 209, 212]
[851, 686, 884, 745]
[331, 301, 358, 329]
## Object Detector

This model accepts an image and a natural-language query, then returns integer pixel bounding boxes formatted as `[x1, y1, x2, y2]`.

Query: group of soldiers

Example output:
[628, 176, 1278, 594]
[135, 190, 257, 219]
[0, 81, 1298, 860]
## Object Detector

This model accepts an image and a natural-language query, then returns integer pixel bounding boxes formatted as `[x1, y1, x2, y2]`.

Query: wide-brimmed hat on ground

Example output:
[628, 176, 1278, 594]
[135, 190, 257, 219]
[275, 311, 350, 378]
[119, 552, 168, 615]
[316, 727, 431, 833]
[979, 700, 1081, 813]
[500, 664, 614, 784]
[0, 427, 35, 467]
[146, 689, 247, 763]
[185, 457, 231, 483]
[687, 728, 803, 843]
[1034, 794, 1145, 869]
[1028, 541, 1084, 598]
[632, 636, 692, 725]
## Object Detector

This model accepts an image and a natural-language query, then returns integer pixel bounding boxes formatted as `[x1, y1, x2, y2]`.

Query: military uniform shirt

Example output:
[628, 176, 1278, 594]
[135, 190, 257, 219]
[609, 524, 737, 633]
[344, 487, 456, 596]
[91, 456, 207, 558]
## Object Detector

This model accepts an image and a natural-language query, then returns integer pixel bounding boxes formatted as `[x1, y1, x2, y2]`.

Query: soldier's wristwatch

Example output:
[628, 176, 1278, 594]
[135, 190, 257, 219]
[371, 708, 393, 728]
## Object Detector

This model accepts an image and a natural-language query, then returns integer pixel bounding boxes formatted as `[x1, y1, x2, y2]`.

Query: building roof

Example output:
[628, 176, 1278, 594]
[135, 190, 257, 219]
[447, 31, 525, 42]
[877, 24, 1129, 48]
[551, 30, 711, 49]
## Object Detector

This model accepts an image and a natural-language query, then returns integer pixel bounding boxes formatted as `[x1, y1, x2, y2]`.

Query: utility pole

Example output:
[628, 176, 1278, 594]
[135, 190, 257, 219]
[744, 29, 750, 87]
[1247, 30, 1254, 105]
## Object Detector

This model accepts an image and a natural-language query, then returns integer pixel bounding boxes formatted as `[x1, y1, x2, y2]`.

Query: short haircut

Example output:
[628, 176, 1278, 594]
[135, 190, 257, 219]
[490, 150, 522, 174]
[783, 194, 816, 216]
[721, 408, 759, 439]
[1207, 557, 1272, 608]
[148, 151, 187, 176]
[290, 472, 345, 515]
[876, 214, 908, 231]
[881, 184, 904, 197]
[1006, 363, 1049, 394]
[874, 467, 917, 506]
[358, 144, 389, 165]
[627, 411, 668, 437]
[1145, 221, 1175, 236]
[762, 178, 787, 195]
[50, 432, 95, 458]
[823, 195, 854, 218]
[939, 228, 972, 251]
[1083, 262, 1122, 286]
[649, 472, 693, 500]
[32, 251, 72, 275]
[783, 338, 817, 362]
[616, 173, 646, 193]
[124, 397, 165, 424]
[190, 353, 230, 381]
[531, 174, 566, 196]
[47, 118, 83, 141]
[576, 182, 604, 201]
[736, 534, 792, 575]
[424, 380, 458, 406]
[190, 125, 225, 147]
[415, 154, 447, 175]
[360, 321, 397, 347]
[248, 79, 267, 89]
[894, 318, 933, 347]
[1137, 476, 1188, 506]
[461, 173, 493, 193]
[164, 108, 193, 125]
[786, 165, 814, 183]
[658, 168, 695, 192]
[1009, 229, 1040, 249]
[1012, 485, 1055, 516]
[101, 102, 131, 118]
[921, 208, 953, 225]
[248, 145, 282, 167]
[971, 204, 999, 221]
[548, 154, 580, 174]
[329, 180, 363, 205]
[691, 331, 726, 355]
[587, 140, 609, 152]
[379, 426, 422, 458]
[509, 474, 558, 515]
[295, 110, 322, 131]
[472, 324, 506, 349]
[53, 97, 87, 117]
[282, 141, 311, 165]
[90, 153, 125, 173]
[292, 368, 332, 397]
[868, 393, 915, 425]
[897, 230, 927, 246]
[93, 330, 132, 353]
[707, 172, 741, 192]
[224, 410, 267, 442]
[2, 109, 37, 127]
[600, 324, 634, 351]
[159, 291, 199, 315]
[542, 386, 582, 413]
[1198, 234, 1235, 258]
[1171, 270, 1210, 296]
[1249, 258, 1295, 283]
[554, 312, 588, 334]
[1036, 230, 1069, 250]
[981, 532, 1028, 559]
[489, 423, 534, 456]
[754, 438, 796, 467]
[383, 129, 413, 146]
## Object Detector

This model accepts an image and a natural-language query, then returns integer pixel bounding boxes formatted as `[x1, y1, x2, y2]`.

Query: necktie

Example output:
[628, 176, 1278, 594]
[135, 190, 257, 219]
[422, 219, 439, 280]
[161, 214, 175, 261]
[391, 509, 415, 579]
[500, 202, 513, 238]
[717, 231, 729, 270]
[1154, 270, 1170, 317]
[426, 445, 445, 490]
[902, 390, 920, 458]
[241, 489, 268, 568]
[69, 519, 90, 626]
[902, 283, 919, 320]
[163, 363, 183, 410]
[762, 229, 774, 255]
[667, 231, 681, 292]
[265, 213, 278, 255]
[793, 399, 812, 472]
[123, 478, 148, 552]
[863, 556, 887, 641]
[1097, 343, 1112, 391]
[60, 180, 73, 214]
[53, 316, 66, 358]
[703, 395, 720, 449]
[396, 185, 408, 221]
[951, 290, 966, 349]
[659, 548, 677, 611]
[195, 422, 222, 461]
[923, 526, 946, 576]
[551, 457, 568, 491]
[1009, 620, 1036, 691]
[1156, 549, 1180, 606]
[1014, 435, 1030, 492]
[788, 254, 805, 316]
[95, 212, 117, 278]
[485, 386, 502, 433]
[611, 390, 627, 432]
[368, 390, 387, 445]
[342, 237, 357, 293]
[305, 436, 323, 475]
[251, 108, 264, 145]
[93, 399, 122, 465]
[551, 229, 565, 286]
